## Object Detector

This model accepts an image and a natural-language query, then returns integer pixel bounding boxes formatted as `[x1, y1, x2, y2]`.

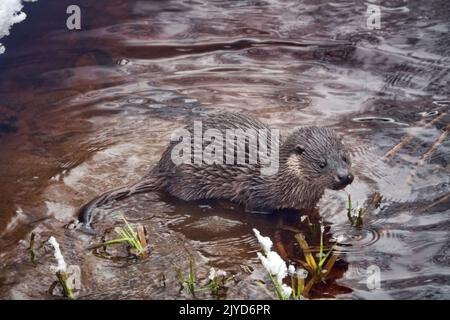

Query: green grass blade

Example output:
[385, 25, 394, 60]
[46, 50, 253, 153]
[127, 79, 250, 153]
[318, 243, 337, 269]
[319, 228, 324, 263]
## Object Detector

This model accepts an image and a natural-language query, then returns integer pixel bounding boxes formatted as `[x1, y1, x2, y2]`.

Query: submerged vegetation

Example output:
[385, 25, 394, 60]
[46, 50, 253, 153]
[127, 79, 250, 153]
[28, 232, 37, 265]
[90, 215, 149, 259]
[27, 233, 79, 299]
[177, 257, 227, 298]
[347, 194, 365, 227]
[28, 211, 345, 300]
[177, 257, 197, 295]
[254, 226, 340, 300]
[294, 230, 337, 296]
[47, 236, 74, 299]
[288, 265, 308, 300]
[347, 193, 383, 227]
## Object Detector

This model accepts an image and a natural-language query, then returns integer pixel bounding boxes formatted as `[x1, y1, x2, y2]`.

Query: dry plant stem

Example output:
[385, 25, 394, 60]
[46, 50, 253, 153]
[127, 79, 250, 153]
[406, 123, 450, 184]
[421, 192, 450, 212]
[137, 225, 148, 258]
[29, 233, 36, 264]
[294, 234, 317, 270]
[302, 277, 317, 298]
[383, 113, 446, 160]
[56, 271, 74, 299]
[323, 255, 338, 278]
[275, 241, 289, 261]
[293, 258, 311, 271]
[416, 123, 450, 164]
[274, 221, 289, 261]
[279, 225, 302, 233]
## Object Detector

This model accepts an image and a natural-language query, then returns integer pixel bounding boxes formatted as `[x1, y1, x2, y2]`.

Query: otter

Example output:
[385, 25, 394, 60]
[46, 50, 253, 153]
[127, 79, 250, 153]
[78, 112, 353, 230]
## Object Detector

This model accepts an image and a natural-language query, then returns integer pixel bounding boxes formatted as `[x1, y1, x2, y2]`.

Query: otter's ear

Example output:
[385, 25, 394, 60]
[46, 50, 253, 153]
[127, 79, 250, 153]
[295, 145, 305, 155]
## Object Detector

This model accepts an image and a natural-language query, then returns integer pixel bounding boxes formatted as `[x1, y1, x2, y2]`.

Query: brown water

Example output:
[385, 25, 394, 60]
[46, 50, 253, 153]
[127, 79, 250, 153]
[0, 0, 449, 300]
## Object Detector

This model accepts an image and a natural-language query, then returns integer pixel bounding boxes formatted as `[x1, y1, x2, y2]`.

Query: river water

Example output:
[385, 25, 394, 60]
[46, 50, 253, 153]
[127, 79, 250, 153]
[0, 0, 449, 299]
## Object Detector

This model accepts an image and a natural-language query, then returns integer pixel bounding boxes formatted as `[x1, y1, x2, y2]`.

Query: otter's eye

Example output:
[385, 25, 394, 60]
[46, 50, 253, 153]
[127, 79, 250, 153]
[319, 161, 327, 169]
[342, 156, 348, 163]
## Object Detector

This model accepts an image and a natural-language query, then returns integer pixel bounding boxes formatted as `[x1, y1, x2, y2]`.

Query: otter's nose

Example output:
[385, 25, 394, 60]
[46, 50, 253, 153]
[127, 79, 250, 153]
[337, 172, 354, 186]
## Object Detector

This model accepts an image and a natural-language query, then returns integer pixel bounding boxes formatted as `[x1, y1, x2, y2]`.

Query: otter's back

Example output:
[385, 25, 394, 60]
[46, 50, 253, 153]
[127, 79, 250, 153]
[153, 113, 273, 202]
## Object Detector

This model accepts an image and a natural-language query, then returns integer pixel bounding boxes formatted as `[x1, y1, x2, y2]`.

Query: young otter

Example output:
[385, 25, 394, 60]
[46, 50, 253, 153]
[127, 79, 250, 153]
[78, 112, 353, 229]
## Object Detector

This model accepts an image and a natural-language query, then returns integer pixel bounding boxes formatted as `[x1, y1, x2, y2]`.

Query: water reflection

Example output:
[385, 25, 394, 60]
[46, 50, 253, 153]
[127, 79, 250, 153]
[0, 0, 449, 299]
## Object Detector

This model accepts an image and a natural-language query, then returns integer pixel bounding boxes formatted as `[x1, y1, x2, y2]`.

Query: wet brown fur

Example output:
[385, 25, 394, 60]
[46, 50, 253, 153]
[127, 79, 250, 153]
[79, 112, 352, 229]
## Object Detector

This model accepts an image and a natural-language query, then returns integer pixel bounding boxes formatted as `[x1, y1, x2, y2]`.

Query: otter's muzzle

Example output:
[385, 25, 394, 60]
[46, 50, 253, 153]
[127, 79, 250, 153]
[334, 172, 354, 189]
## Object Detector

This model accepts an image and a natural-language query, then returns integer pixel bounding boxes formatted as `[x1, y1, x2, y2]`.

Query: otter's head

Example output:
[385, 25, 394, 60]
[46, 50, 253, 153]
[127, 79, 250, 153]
[281, 127, 353, 191]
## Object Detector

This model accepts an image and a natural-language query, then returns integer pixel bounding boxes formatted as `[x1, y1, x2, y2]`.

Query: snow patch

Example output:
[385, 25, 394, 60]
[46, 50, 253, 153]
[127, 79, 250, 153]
[48, 236, 67, 273]
[253, 228, 292, 298]
[0, 0, 38, 54]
